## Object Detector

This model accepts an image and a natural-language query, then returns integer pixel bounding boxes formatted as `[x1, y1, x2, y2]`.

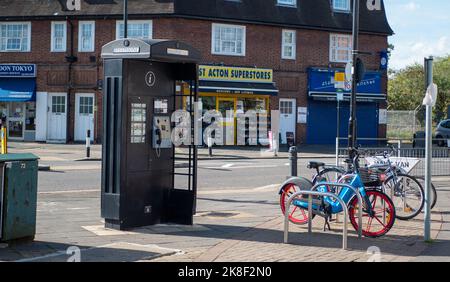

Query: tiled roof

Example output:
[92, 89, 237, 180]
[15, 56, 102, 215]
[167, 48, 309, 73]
[0, 0, 393, 35]
[0, 0, 174, 18]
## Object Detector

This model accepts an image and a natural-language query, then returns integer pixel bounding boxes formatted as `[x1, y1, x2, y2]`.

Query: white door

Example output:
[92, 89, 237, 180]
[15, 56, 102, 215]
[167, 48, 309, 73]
[47, 93, 67, 142]
[75, 93, 95, 142]
[279, 99, 296, 144]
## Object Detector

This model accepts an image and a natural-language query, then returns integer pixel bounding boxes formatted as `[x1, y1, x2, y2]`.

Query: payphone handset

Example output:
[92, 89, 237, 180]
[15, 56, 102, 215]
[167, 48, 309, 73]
[153, 116, 172, 151]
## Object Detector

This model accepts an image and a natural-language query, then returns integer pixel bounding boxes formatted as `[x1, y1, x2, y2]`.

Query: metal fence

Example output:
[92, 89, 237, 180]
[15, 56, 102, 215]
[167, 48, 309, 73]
[387, 110, 422, 139]
[336, 138, 450, 177]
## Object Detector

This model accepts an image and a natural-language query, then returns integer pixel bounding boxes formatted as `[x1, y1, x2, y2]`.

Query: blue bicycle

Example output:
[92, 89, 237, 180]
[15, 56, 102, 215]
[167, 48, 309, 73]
[279, 149, 396, 238]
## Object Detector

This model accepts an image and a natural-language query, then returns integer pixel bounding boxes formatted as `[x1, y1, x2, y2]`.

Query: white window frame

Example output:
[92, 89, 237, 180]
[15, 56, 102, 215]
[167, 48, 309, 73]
[78, 21, 95, 52]
[333, 0, 350, 12]
[0, 22, 31, 52]
[115, 20, 153, 40]
[51, 21, 67, 52]
[329, 33, 352, 63]
[211, 23, 246, 57]
[277, 0, 297, 7]
[282, 29, 296, 60]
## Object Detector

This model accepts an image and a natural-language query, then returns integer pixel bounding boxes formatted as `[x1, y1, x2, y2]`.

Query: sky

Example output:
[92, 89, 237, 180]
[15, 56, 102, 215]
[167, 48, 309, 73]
[384, 0, 450, 70]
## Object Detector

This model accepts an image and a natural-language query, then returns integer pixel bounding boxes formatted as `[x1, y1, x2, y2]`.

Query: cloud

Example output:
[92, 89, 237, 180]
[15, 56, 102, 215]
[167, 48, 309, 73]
[403, 2, 420, 11]
[390, 36, 450, 70]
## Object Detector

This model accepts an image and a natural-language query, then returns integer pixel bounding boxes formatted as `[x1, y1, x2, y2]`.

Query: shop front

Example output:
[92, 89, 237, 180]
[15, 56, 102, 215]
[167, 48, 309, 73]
[306, 68, 386, 145]
[186, 65, 278, 145]
[0, 64, 37, 141]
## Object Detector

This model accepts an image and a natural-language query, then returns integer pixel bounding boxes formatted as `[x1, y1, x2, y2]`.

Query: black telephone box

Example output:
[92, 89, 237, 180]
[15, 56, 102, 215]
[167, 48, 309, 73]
[100, 38, 200, 230]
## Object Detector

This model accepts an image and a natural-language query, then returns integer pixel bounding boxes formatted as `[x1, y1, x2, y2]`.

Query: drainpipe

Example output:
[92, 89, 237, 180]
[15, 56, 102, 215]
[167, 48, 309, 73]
[65, 17, 77, 143]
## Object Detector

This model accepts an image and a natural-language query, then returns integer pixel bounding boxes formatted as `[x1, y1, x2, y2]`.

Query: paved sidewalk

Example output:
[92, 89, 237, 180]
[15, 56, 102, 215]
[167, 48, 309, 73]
[415, 178, 450, 261]
[153, 211, 442, 262]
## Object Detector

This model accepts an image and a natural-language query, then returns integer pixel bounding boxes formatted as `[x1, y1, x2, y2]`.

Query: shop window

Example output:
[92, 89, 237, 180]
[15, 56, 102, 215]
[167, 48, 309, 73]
[199, 97, 216, 115]
[0, 103, 7, 123]
[130, 103, 147, 144]
[238, 98, 267, 113]
[26, 102, 36, 131]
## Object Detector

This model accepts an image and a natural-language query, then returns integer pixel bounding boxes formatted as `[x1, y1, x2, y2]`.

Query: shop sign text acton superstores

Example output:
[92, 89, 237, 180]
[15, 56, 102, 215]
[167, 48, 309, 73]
[0, 64, 37, 78]
[199, 65, 273, 83]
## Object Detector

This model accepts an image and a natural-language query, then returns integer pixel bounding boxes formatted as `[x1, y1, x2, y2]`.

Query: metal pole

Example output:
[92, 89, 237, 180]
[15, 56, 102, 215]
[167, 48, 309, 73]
[335, 137, 339, 167]
[123, 0, 128, 39]
[424, 56, 434, 241]
[348, 0, 360, 161]
[337, 99, 340, 142]
[308, 195, 313, 234]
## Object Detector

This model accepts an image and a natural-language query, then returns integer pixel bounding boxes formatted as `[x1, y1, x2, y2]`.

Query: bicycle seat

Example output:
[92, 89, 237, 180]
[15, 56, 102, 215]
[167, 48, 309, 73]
[308, 161, 326, 169]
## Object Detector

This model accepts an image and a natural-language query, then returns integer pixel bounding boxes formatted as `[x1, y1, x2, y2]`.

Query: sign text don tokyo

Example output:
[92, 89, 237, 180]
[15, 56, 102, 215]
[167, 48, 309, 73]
[168, 102, 279, 146]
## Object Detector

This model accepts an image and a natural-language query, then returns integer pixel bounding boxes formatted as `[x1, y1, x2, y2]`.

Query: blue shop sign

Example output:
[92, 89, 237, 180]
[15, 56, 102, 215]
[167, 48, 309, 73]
[0, 64, 37, 78]
[308, 68, 385, 102]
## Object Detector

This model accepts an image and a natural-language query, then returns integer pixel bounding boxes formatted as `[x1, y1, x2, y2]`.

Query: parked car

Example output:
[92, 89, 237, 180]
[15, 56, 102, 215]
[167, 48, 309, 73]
[435, 119, 450, 147]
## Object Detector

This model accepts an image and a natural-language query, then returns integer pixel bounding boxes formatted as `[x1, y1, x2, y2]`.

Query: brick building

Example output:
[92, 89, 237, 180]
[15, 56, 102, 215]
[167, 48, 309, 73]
[0, 0, 393, 145]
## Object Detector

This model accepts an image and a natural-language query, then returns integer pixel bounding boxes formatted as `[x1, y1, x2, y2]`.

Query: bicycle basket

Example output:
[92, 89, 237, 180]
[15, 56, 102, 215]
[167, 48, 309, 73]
[359, 167, 383, 187]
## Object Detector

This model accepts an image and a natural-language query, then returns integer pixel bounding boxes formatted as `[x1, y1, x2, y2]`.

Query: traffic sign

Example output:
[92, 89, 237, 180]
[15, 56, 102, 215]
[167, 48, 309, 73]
[334, 72, 345, 82]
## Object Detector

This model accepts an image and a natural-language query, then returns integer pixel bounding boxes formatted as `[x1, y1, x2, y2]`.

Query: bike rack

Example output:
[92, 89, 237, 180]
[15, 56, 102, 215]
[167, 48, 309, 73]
[311, 182, 364, 239]
[283, 183, 364, 250]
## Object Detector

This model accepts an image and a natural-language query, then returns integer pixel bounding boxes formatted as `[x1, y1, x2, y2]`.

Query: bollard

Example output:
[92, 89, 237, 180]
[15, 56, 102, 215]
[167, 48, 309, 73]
[1, 126, 7, 155]
[289, 146, 298, 177]
[207, 136, 213, 157]
[86, 129, 91, 158]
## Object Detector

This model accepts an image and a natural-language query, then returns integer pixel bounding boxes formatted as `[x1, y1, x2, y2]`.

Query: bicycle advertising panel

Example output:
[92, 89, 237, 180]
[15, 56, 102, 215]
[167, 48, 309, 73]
[365, 156, 421, 174]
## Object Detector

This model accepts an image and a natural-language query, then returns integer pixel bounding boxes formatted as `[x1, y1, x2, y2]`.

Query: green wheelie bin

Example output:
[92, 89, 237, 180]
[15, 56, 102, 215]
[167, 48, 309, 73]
[0, 153, 39, 242]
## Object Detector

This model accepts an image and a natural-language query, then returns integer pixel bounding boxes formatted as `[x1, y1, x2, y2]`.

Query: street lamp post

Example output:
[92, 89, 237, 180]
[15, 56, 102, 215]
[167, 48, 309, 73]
[423, 57, 437, 241]
[348, 0, 360, 161]
[123, 0, 128, 39]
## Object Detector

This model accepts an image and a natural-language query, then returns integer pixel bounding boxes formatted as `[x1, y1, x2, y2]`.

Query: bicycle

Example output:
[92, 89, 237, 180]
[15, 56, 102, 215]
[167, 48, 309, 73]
[366, 149, 425, 220]
[279, 148, 396, 238]
[310, 146, 437, 219]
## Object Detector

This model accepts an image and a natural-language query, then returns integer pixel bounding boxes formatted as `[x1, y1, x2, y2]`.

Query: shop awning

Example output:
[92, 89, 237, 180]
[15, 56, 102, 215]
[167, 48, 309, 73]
[0, 78, 36, 102]
[199, 80, 278, 96]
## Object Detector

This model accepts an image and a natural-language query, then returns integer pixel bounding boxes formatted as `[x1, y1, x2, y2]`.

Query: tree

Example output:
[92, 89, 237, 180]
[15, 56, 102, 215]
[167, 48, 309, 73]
[388, 55, 450, 123]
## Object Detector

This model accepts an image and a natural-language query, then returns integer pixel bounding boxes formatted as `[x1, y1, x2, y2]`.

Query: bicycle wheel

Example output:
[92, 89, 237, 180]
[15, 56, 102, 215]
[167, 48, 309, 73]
[414, 177, 438, 210]
[312, 167, 346, 185]
[383, 174, 425, 220]
[348, 189, 396, 238]
[280, 183, 315, 225]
